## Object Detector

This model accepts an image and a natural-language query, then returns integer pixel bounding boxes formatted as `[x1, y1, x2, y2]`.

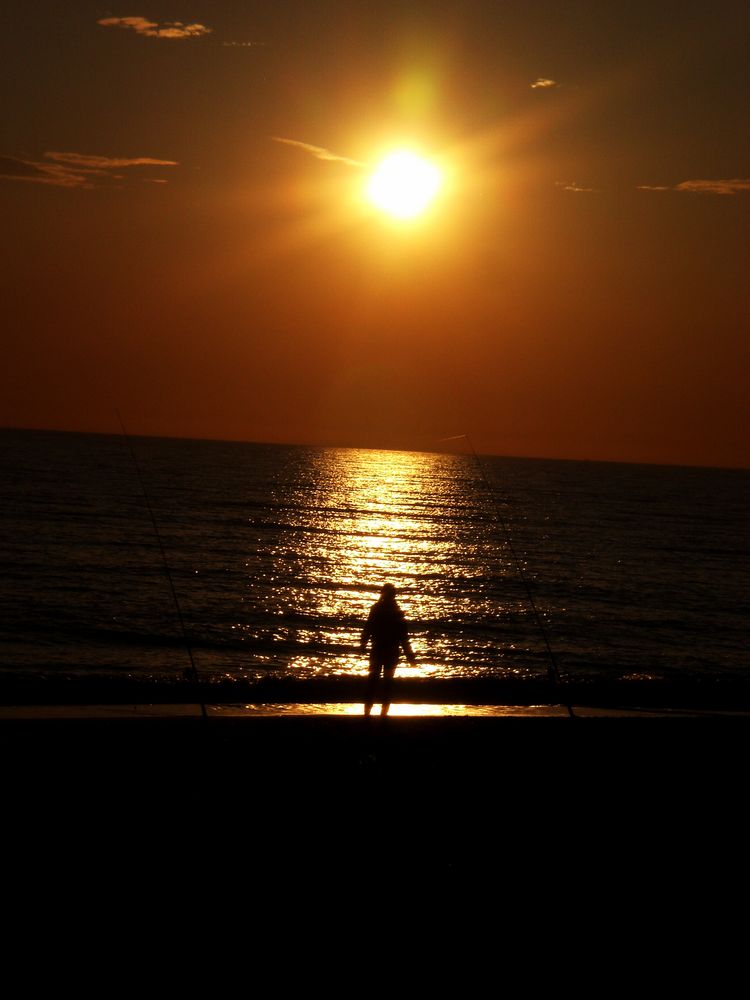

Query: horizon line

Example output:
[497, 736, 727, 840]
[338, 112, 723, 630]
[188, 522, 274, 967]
[1, 423, 747, 473]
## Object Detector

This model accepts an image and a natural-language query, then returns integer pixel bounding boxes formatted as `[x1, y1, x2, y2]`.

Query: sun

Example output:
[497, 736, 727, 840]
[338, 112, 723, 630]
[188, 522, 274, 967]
[366, 150, 442, 220]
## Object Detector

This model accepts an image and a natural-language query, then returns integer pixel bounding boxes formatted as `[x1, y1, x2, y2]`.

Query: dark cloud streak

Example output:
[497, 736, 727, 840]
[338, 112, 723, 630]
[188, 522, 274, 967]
[0, 151, 178, 188]
[97, 17, 212, 40]
[0, 156, 48, 178]
[638, 179, 750, 195]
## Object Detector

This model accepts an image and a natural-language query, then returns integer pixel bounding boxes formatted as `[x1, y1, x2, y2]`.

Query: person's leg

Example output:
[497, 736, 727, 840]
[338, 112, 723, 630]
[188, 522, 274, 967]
[365, 656, 382, 715]
[381, 661, 397, 716]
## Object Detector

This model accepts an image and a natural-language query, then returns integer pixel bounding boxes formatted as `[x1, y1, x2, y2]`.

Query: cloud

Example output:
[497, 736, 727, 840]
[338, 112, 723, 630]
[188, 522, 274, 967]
[638, 179, 750, 196]
[0, 151, 178, 188]
[272, 137, 363, 168]
[675, 178, 750, 195]
[556, 180, 596, 193]
[0, 155, 50, 179]
[97, 16, 212, 39]
[46, 151, 178, 170]
[0, 154, 92, 187]
[223, 41, 268, 48]
[531, 78, 561, 89]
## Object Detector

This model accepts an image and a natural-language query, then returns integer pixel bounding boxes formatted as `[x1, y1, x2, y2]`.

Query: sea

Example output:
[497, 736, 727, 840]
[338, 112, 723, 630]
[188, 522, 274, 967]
[1, 428, 748, 690]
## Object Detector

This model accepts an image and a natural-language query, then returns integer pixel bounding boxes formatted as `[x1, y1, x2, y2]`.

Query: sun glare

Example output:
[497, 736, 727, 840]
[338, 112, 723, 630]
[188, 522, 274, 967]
[366, 150, 442, 220]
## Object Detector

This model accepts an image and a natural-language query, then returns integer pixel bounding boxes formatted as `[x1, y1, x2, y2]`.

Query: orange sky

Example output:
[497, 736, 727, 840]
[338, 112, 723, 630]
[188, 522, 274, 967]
[1, 2, 748, 467]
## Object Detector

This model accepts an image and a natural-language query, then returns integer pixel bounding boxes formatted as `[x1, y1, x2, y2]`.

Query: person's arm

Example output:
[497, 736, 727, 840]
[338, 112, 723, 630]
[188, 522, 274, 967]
[400, 620, 417, 663]
[360, 612, 373, 653]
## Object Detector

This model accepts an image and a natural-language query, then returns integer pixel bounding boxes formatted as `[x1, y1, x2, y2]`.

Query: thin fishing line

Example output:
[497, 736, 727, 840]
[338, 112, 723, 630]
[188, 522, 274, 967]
[117, 412, 207, 720]
[455, 433, 575, 719]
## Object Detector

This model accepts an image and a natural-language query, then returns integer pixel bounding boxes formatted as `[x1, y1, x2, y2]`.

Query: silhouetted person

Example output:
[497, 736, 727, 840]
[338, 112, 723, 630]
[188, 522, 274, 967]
[360, 583, 416, 716]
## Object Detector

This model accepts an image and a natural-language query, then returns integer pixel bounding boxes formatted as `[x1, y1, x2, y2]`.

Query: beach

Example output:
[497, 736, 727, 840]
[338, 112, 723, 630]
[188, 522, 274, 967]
[6, 704, 747, 848]
[6, 678, 750, 862]
[5, 683, 748, 792]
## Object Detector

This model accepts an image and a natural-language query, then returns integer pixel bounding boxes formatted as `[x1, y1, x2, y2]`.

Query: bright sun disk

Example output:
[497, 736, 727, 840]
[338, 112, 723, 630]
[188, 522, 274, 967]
[366, 151, 442, 220]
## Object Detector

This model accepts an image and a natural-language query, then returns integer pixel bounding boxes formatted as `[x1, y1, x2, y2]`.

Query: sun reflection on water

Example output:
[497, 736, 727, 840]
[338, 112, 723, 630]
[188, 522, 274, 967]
[241, 445, 531, 680]
[207, 703, 563, 718]
[315, 449, 444, 678]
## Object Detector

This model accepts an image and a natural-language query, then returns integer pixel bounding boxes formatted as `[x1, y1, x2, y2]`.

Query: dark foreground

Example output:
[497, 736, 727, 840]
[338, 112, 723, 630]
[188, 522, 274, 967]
[5, 674, 750, 827]
[5, 680, 750, 864]
[5, 710, 748, 838]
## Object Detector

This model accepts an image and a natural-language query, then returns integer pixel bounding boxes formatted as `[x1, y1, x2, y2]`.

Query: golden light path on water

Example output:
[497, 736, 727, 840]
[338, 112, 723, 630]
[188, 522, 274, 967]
[210, 704, 570, 718]
[242, 445, 533, 708]
[284, 448, 452, 685]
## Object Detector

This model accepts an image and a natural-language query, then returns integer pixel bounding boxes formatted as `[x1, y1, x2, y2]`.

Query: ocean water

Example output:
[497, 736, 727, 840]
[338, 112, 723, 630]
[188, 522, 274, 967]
[1, 428, 748, 686]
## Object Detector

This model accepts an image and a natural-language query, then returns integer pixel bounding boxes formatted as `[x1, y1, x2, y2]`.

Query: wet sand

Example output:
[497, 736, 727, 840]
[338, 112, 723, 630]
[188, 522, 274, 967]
[6, 673, 750, 711]
[4, 701, 747, 819]
[4, 677, 748, 837]
[5, 706, 743, 895]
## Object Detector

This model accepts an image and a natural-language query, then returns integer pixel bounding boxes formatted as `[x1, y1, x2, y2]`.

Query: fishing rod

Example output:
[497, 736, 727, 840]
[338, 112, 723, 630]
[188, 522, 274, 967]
[117, 412, 207, 720]
[441, 433, 575, 719]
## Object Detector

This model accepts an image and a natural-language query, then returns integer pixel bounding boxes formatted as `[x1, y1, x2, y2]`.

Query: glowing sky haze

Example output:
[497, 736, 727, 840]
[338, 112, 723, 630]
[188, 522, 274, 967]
[1, 1, 748, 467]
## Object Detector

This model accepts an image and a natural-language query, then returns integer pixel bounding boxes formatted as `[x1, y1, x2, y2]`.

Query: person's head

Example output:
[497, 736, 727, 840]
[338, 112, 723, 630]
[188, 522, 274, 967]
[380, 583, 397, 602]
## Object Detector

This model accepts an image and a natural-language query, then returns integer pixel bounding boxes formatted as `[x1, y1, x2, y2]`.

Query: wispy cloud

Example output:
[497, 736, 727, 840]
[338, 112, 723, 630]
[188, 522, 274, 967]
[676, 179, 750, 195]
[223, 41, 268, 48]
[638, 179, 750, 196]
[46, 151, 177, 170]
[0, 156, 50, 179]
[97, 16, 212, 39]
[556, 180, 596, 193]
[0, 154, 96, 188]
[0, 151, 178, 188]
[531, 78, 561, 89]
[272, 137, 364, 168]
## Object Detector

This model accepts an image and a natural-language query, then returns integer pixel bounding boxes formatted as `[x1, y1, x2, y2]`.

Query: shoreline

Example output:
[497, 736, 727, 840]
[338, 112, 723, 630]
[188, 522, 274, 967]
[4, 674, 750, 713]
[6, 695, 747, 833]
[6, 707, 746, 804]
[2, 700, 749, 719]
